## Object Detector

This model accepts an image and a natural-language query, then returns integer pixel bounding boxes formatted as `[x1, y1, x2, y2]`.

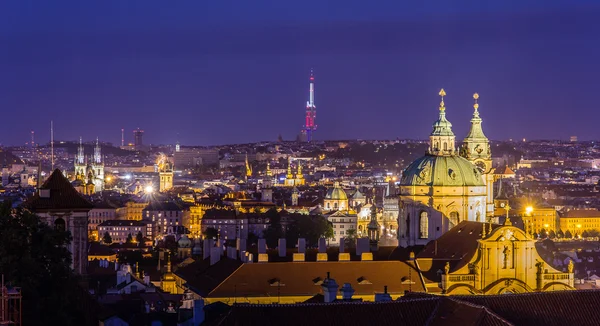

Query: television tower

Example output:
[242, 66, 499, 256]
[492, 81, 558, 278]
[304, 69, 317, 142]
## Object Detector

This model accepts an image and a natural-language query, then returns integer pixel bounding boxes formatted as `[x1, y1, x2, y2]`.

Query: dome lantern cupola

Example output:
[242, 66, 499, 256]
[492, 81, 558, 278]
[428, 89, 456, 156]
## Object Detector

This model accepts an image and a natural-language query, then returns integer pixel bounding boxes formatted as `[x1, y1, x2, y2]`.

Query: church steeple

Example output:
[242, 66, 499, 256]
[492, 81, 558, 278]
[286, 157, 294, 179]
[76, 137, 85, 164]
[461, 93, 491, 162]
[428, 89, 456, 156]
[93, 137, 102, 164]
[367, 192, 380, 251]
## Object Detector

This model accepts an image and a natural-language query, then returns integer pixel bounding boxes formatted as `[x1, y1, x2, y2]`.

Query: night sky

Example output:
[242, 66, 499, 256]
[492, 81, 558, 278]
[2, 1, 600, 146]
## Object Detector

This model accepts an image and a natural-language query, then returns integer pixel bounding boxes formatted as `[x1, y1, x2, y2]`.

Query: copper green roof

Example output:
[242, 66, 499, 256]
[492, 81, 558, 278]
[325, 183, 348, 200]
[400, 155, 484, 187]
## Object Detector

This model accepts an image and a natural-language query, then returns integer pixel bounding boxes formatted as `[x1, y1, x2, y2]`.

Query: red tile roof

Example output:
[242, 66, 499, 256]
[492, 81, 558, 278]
[207, 261, 425, 299]
[23, 169, 93, 211]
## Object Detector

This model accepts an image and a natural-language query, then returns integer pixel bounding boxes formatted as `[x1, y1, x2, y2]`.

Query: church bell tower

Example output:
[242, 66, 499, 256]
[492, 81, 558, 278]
[461, 93, 494, 218]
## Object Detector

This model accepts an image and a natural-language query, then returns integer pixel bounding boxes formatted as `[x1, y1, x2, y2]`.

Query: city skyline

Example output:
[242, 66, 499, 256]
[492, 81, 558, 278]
[2, 1, 600, 145]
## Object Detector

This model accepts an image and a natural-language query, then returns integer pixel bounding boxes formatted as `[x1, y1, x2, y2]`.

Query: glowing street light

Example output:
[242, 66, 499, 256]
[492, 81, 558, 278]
[145, 185, 154, 194]
[525, 206, 533, 215]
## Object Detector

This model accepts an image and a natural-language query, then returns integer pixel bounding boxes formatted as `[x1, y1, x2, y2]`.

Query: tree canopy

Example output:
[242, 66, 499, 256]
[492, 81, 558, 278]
[0, 202, 88, 325]
[102, 231, 112, 244]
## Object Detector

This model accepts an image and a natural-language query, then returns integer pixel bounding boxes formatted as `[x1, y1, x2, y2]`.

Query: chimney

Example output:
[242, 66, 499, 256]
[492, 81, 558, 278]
[258, 239, 267, 254]
[193, 299, 205, 325]
[340, 283, 354, 300]
[318, 238, 327, 253]
[278, 238, 286, 257]
[375, 286, 392, 302]
[297, 238, 306, 253]
[321, 272, 339, 303]
[210, 247, 221, 266]
[339, 237, 345, 253]
[356, 238, 369, 256]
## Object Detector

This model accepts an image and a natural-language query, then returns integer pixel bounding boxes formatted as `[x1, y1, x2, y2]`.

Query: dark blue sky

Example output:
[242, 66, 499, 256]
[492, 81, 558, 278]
[2, 1, 600, 146]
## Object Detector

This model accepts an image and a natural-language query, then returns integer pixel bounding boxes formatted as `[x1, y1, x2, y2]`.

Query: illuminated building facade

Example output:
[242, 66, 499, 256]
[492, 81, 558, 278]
[417, 221, 574, 294]
[559, 208, 600, 237]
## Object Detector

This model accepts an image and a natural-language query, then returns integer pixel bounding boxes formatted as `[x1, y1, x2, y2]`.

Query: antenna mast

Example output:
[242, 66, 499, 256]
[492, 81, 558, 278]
[121, 128, 124, 147]
[51, 121, 54, 170]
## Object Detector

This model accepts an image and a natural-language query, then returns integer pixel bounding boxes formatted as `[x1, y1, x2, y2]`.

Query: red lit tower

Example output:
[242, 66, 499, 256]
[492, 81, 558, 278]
[304, 69, 317, 142]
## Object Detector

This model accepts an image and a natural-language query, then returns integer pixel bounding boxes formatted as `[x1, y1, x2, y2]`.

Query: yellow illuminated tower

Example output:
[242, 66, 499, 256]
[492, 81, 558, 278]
[284, 157, 295, 187]
[245, 154, 253, 179]
[158, 155, 174, 192]
[295, 161, 305, 186]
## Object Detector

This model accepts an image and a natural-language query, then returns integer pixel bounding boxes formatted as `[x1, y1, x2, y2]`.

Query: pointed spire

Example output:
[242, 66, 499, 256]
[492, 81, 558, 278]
[94, 137, 102, 164]
[286, 157, 294, 179]
[296, 161, 304, 179]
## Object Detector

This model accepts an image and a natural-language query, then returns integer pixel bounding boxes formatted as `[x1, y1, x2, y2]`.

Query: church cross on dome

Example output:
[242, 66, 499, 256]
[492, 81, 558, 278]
[439, 88, 446, 112]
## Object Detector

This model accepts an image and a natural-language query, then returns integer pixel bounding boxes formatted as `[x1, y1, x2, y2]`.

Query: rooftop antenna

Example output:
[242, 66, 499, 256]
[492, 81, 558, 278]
[30, 130, 35, 149]
[50, 121, 54, 171]
[121, 128, 124, 147]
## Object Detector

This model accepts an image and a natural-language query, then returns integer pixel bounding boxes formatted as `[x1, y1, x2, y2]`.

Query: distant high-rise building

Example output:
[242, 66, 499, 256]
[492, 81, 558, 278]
[570, 136, 578, 142]
[302, 69, 317, 142]
[133, 128, 144, 148]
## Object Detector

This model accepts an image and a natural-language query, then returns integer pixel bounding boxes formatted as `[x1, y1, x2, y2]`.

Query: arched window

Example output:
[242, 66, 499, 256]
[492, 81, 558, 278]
[419, 211, 429, 239]
[334, 202, 338, 209]
[55, 218, 66, 232]
[434, 141, 439, 150]
[449, 212, 459, 229]
[444, 142, 448, 151]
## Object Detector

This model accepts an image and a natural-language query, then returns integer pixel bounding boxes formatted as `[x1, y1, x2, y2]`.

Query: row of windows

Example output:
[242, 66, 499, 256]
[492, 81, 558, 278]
[99, 227, 143, 231]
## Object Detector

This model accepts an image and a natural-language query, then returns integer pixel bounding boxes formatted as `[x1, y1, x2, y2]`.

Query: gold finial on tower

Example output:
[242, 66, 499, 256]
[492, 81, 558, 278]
[473, 93, 479, 111]
[504, 204, 512, 226]
[439, 88, 446, 111]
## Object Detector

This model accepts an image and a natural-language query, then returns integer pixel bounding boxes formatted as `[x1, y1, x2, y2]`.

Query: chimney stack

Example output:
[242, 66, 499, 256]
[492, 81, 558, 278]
[298, 238, 306, 253]
[340, 283, 355, 300]
[318, 238, 327, 253]
[375, 285, 392, 302]
[278, 238, 286, 257]
[321, 272, 339, 303]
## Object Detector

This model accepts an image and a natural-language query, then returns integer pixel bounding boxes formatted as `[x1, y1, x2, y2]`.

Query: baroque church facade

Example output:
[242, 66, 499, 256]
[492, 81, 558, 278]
[398, 90, 494, 247]
[73, 138, 105, 194]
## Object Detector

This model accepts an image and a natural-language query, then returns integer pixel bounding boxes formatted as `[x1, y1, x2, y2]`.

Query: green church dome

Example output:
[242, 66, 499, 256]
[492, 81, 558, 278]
[400, 155, 484, 187]
[325, 182, 348, 200]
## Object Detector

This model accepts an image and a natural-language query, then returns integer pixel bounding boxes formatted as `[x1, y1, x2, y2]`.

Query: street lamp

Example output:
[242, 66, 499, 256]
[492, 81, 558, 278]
[524, 206, 534, 237]
[145, 185, 154, 194]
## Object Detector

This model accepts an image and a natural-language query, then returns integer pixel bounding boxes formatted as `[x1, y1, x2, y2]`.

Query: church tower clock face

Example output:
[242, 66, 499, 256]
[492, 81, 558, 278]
[475, 161, 486, 173]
